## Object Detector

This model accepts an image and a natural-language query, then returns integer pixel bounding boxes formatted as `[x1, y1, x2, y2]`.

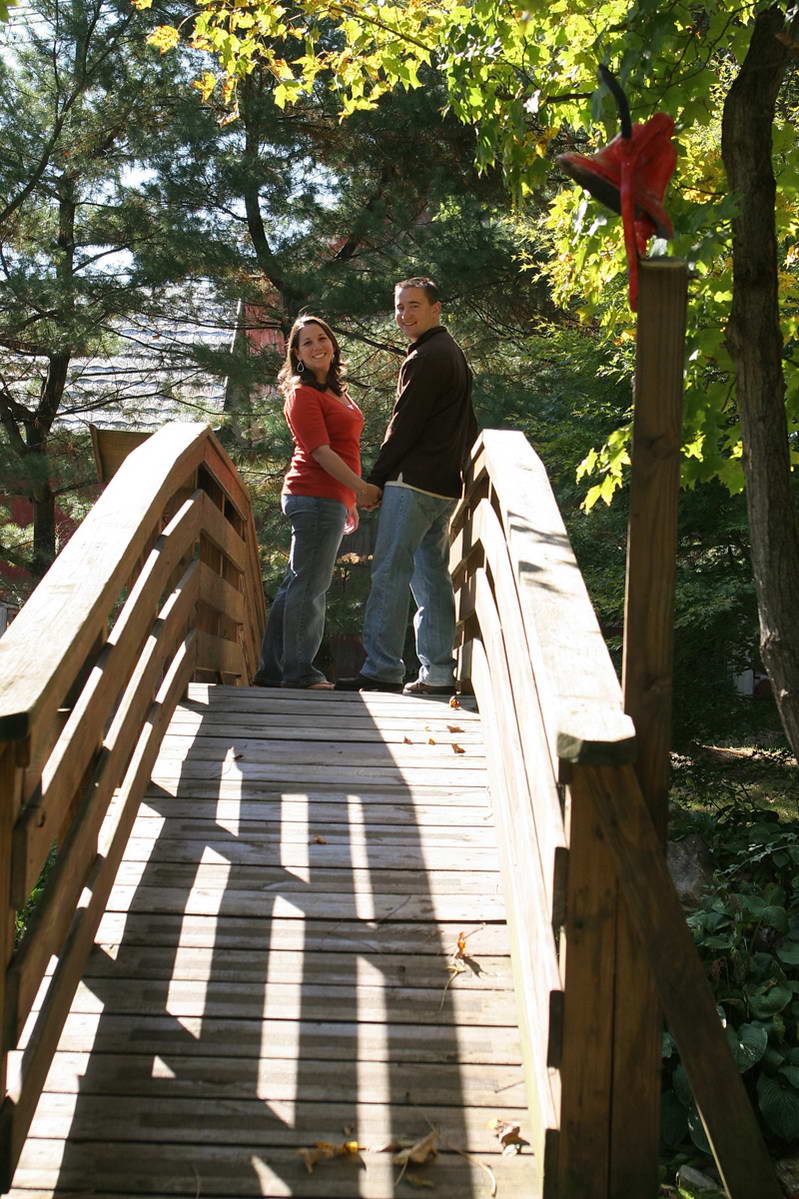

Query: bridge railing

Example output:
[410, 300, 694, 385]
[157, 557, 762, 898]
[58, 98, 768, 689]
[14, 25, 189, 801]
[0, 423, 265, 1188]
[451, 429, 782, 1199]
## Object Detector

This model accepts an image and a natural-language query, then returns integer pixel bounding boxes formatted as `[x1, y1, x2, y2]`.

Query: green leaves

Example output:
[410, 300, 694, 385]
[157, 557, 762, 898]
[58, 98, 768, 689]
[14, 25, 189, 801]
[664, 805, 799, 1156]
[725, 1021, 768, 1072]
[757, 1072, 799, 1142]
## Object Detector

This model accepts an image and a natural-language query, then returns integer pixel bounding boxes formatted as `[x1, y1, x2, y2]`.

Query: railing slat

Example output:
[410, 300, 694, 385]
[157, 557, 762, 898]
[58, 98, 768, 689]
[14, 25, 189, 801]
[8, 564, 200, 1040]
[199, 491, 247, 572]
[472, 564, 566, 922]
[0, 423, 208, 743]
[11, 495, 203, 907]
[470, 639, 562, 1148]
[195, 630, 246, 678]
[5, 634, 197, 1170]
[556, 772, 617, 1198]
[1, 422, 265, 1192]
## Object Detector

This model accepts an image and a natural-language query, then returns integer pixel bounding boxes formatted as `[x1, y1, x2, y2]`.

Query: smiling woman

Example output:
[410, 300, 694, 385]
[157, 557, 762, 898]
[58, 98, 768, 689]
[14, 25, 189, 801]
[252, 315, 380, 690]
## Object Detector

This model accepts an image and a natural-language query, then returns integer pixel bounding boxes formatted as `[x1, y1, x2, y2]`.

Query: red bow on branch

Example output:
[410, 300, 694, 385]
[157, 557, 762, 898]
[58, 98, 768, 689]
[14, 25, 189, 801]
[557, 67, 677, 310]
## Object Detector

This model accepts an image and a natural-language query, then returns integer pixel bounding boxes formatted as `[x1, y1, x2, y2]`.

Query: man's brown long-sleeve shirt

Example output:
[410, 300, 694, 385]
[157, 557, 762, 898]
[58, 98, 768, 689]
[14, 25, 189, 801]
[367, 326, 477, 500]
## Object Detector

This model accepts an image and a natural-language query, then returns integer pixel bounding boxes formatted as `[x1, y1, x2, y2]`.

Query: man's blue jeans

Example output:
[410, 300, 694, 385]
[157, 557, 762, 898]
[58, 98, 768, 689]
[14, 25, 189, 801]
[258, 494, 346, 687]
[361, 484, 457, 686]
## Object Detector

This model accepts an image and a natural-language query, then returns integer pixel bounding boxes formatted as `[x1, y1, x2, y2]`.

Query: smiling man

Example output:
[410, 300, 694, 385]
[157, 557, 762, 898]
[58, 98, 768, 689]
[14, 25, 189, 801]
[337, 276, 477, 695]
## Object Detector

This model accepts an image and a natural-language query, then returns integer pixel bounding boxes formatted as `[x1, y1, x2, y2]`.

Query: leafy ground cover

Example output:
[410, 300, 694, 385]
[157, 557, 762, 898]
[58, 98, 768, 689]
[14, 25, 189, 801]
[662, 741, 799, 1196]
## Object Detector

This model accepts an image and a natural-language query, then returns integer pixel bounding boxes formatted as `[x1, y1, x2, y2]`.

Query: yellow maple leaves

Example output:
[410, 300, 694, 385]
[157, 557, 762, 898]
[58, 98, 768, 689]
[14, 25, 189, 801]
[147, 24, 180, 53]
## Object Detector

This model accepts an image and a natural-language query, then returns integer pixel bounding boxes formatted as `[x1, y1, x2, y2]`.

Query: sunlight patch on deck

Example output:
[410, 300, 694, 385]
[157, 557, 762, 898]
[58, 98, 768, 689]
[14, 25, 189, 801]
[348, 793, 376, 921]
[281, 792, 309, 882]
[167, 853, 230, 1022]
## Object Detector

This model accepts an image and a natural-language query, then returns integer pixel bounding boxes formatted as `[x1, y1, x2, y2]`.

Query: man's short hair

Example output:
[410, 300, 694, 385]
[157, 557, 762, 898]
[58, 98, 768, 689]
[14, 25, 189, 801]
[395, 276, 440, 303]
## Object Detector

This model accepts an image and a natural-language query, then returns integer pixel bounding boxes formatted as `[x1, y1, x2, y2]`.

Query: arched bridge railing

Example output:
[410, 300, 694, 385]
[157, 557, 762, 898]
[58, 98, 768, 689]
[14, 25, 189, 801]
[0, 423, 265, 1187]
[0, 421, 783, 1198]
[450, 429, 782, 1199]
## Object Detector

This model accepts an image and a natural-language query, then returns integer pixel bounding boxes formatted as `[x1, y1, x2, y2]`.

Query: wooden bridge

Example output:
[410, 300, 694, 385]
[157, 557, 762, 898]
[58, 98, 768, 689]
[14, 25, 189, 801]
[0, 420, 783, 1198]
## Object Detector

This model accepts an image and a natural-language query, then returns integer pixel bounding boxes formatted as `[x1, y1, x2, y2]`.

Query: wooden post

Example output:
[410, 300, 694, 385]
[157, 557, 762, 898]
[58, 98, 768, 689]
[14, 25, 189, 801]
[0, 742, 24, 1191]
[623, 257, 688, 830]
[614, 257, 688, 1197]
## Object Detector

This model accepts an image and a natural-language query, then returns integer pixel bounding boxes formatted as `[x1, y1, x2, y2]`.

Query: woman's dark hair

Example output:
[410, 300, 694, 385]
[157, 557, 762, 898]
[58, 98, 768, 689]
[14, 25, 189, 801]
[277, 315, 344, 397]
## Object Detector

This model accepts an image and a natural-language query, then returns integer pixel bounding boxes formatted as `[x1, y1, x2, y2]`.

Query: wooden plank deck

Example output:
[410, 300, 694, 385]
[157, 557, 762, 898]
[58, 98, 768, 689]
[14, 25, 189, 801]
[9, 683, 538, 1198]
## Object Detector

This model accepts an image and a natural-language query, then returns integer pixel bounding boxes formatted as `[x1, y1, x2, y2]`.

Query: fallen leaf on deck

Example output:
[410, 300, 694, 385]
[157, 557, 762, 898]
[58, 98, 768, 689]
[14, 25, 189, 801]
[393, 1129, 439, 1169]
[296, 1140, 365, 1174]
[488, 1117, 530, 1155]
[428, 737, 437, 745]
[403, 1174, 436, 1189]
[443, 926, 488, 993]
[403, 736, 413, 744]
[452, 743, 465, 754]
[449, 696, 461, 709]
[447, 725, 463, 733]
[311, 835, 327, 844]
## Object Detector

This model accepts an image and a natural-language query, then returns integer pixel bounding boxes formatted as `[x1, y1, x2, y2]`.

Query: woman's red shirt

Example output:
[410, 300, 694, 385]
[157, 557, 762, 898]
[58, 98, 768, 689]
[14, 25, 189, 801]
[282, 384, 364, 508]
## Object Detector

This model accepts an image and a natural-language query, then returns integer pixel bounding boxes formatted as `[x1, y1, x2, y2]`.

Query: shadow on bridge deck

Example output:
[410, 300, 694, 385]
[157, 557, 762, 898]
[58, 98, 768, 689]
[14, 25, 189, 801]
[12, 684, 536, 1198]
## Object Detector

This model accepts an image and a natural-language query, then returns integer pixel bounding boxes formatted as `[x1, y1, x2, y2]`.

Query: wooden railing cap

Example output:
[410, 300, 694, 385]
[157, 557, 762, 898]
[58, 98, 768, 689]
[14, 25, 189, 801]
[0, 422, 212, 741]
[472, 429, 636, 766]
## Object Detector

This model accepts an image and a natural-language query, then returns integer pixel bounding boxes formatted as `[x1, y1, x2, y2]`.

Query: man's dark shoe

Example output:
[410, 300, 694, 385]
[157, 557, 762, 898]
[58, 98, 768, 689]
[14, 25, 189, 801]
[335, 673, 403, 693]
[402, 679, 457, 696]
[252, 673, 281, 688]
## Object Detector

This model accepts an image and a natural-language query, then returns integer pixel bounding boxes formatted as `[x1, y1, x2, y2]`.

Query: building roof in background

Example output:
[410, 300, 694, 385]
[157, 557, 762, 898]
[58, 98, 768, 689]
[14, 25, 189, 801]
[55, 298, 238, 433]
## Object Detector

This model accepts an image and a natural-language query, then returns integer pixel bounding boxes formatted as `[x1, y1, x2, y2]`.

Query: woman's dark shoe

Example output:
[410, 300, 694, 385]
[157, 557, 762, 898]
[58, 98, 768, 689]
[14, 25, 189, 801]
[335, 673, 403, 693]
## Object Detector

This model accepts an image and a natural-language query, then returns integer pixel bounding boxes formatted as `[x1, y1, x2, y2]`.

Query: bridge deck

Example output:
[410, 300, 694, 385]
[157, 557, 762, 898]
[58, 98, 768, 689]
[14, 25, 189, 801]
[10, 684, 537, 1197]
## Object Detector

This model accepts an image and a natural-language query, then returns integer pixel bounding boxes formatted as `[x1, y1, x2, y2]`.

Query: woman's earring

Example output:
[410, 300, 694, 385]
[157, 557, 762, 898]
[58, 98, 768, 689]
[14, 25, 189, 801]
[296, 359, 305, 372]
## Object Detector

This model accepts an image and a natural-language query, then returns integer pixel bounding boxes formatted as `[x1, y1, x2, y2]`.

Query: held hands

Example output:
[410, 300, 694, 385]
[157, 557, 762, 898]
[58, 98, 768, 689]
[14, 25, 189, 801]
[358, 482, 382, 510]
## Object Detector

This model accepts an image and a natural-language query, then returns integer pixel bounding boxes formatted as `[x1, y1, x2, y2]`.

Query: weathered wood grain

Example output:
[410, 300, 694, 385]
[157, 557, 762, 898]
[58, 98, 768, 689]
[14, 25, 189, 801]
[36, 1011, 523, 1065]
[109, 864, 502, 900]
[103, 885, 508, 923]
[469, 636, 561, 1185]
[120, 836, 501, 872]
[91, 913, 508, 956]
[582, 762, 784, 1199]
[614, 258, 688, 1199]
[474, 430, 635, 765]
[2, 426, 268, 1195]
[75, 944, 513, 989]
[156, 734, 486, 766]
[183, 681, 479, 715]
[7, 639, 196, 1167]
[9, 684, 536, 1199]
[10, 578, 200, 1039]
[127, 819, 497, 848]
[12, 494, 203, 904]
[150, 760, 489, 788]
[556, 772, 617, 1199]
[11, 1144, 536, 1199]
[142, 784, 492, 807]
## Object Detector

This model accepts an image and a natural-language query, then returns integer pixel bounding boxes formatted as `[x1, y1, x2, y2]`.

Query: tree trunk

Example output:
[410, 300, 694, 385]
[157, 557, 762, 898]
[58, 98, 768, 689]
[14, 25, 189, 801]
[721, 6, 799, 760]
[27, 351, 69, 578]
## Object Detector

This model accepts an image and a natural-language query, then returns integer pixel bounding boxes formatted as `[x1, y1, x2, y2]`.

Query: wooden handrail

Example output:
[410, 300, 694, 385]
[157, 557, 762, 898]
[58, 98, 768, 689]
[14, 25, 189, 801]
[451, 429, 782, 1199]
[0, 423, 265, 1188]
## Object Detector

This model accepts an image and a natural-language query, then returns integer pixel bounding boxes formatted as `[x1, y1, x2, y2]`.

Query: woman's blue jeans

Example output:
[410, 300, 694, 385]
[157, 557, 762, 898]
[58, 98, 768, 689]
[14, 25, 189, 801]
[258, 494, 347, 687]
[360, 484, 457, 686]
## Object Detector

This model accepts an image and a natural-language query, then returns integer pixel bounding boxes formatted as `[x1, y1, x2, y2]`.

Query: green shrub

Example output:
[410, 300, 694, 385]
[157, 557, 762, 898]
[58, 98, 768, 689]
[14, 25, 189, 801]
[662, 800, 799, 1164]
